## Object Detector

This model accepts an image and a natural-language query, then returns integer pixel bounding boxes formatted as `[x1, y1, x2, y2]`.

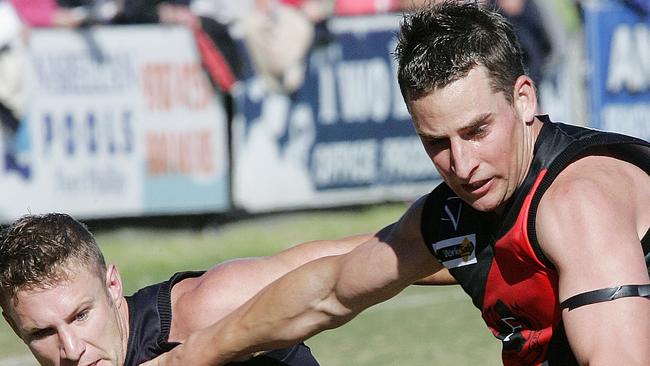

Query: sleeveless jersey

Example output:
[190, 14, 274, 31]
[420, 117, 650, 365]
[124, 271, 321, 366]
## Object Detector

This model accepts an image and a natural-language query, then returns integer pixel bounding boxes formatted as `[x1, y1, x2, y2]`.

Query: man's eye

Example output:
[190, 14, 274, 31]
[468, 125, 488, 139]
[75, 310, 89, 322]
[29, 328, 55, 341]
[422, 136, 447, 146]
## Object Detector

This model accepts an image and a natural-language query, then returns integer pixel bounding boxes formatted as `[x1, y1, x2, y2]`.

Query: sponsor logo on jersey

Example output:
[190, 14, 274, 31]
[431, 234, 477, 268]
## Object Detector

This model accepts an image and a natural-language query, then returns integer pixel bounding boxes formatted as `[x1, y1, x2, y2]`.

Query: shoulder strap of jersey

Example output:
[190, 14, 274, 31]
[156, 271, 206, 346]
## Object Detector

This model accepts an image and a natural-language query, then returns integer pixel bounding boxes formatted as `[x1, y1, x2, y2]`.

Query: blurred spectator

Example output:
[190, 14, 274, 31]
[622, 0, 650, 14]
[398, 0, 430, 12]
[190, 0, 334, 94]
[0, 0, 107, 179]
[10, 0, 88, 27]
[401, 0, 553, 86]
[56, 0, 118, 25]
[188, 0, 333, 94]
[334, 0, 401, 15]
[190, 0, 255, 26]
[0, 1, 28, 177]
[0, 1, 22, 134]
[293, 0, 335, 46]
[0, 2, 21, 137]
[490, 0, 553, 86]
[240, 0, 332, 94]
[113, 0, 241, 94]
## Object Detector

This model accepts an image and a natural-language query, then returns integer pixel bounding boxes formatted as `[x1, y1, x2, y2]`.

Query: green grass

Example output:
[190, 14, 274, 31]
[0, 204, 501, 365]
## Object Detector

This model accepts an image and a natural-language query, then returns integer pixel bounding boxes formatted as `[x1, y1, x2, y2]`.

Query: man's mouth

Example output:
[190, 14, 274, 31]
[462, 178, 493, 195]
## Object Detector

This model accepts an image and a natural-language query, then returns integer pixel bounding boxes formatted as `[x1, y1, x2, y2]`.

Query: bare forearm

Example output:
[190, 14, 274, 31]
[211, 245, 419, 361]
[275, 233, 376, 269]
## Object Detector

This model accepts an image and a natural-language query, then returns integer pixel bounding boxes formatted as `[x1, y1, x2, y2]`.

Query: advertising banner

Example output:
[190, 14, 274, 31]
[583, 0, 650, 140]
[0, 26, 230, 221]
[232, 15, 441, 212]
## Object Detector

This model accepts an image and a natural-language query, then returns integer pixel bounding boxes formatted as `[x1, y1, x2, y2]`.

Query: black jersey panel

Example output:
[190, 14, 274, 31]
[421, 182, 497, 309]
[125, 271, 204, 366]
[125, 271, 321, 366]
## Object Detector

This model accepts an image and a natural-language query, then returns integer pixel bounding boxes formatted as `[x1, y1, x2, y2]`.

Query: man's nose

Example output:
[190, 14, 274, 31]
[58, 326, 85, 361]
[449, 139, 478, 180]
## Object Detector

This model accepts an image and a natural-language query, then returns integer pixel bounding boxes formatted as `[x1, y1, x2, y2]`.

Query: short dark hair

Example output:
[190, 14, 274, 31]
[0, 213, 107, 308]
[395, 1, 525, 104]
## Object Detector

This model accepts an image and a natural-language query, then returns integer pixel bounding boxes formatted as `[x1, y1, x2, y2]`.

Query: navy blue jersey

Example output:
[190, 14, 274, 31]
[124, 271, 320, 366]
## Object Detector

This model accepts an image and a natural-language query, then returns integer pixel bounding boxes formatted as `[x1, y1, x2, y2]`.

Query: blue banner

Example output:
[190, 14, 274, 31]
[584, 0, 650, 140]
[233, 15, 440, 212]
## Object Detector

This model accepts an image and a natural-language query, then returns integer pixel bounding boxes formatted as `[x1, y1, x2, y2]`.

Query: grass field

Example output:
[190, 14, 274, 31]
[0, 204, 501, 366]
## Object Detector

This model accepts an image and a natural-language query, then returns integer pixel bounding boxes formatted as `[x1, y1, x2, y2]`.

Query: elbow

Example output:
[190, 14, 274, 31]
[314, 296, 358, 330]
[283, 287, 356, 336]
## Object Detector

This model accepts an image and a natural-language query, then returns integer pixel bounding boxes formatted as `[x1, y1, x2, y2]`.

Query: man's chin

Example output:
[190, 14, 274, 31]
[464, 195, 500, 213]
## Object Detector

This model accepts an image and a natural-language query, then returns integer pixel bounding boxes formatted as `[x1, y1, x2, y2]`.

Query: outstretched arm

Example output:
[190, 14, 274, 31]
[142, 196, 445, 365]
[168, 232, 377, 337]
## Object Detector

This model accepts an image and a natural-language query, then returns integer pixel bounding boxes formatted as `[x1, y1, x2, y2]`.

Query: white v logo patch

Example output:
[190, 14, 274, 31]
[443, 198, 462, 231]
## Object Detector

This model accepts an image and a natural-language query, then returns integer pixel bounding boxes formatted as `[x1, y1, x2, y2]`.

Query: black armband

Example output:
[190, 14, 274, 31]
[560, 284, 650, 311]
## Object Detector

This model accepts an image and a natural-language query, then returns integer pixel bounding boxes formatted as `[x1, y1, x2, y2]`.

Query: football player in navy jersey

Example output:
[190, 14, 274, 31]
[0, 213, 371, 366]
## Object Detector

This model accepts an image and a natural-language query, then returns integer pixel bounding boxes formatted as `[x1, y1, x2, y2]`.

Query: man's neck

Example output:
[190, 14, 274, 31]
[118, 296, 130, 363]
[495, 116, 544, 217]
[518, 116, 544, 184]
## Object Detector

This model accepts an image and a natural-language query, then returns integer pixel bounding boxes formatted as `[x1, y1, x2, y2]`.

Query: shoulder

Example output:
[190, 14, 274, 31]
[537, 154, 646, 227]
[533, 152, 650, 364]
[391, 193, 432, 242]
[535, 154, 648, 285]
[379, 194, 448, 280]
[168, 259, 265, 340]
[410, 182, 454, 228]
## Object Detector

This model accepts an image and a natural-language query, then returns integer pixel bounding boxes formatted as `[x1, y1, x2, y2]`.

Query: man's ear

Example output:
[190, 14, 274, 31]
[105, 264, 124, 305]
[2, 309, 24, 341]
[512, 75, 537, 123]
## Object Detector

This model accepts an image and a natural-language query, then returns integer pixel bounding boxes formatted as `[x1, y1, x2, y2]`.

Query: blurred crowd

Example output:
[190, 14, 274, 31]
[0, 0, 644, 178]
[0, 0, 571, 110]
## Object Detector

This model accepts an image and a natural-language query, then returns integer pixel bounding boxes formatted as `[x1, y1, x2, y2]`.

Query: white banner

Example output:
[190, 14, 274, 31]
[0, 26, 230, 221]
